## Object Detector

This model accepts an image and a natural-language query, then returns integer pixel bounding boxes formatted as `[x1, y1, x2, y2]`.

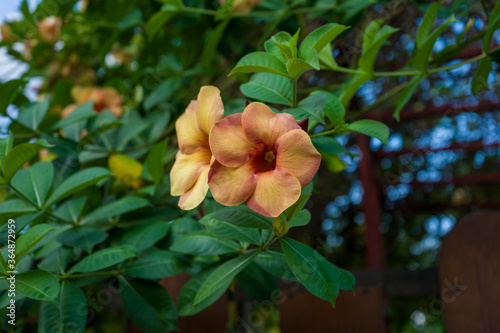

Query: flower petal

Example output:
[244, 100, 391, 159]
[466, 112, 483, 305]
[242, 102, 300, 148]
[170, 149, 212, 196]
[246, 167, 301, 217]
[176, 100, 208, 154]
[178, 166, 210, 210]
[208, 160, 257, 206]
[276, 129, 321, 187]
[209, 113, 257, 167]
[196, 86, 224, 135]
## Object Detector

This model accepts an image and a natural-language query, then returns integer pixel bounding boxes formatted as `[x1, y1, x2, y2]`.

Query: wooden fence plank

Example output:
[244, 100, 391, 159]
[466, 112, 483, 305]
[438, 211, 500, 333]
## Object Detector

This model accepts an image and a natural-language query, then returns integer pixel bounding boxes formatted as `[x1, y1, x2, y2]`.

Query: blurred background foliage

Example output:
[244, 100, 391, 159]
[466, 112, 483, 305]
[0, 0, 499, 332]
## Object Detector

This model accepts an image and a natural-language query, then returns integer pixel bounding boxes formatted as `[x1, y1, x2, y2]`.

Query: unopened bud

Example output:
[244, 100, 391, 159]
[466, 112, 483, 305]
[273, 216, 289, 237]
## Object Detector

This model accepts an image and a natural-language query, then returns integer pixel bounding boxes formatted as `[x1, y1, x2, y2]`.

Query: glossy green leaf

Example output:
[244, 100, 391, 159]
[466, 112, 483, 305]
[334, 264, 356, 291]
[288, 209, 312, 228]
[299, 23, 349, 60]
[11, 162, 54, 207]
[57, 227, 108, 253]
[0, 200, 37, 226]
[275, 42, 293, 60]
[240, 73, 292, 105]
[413, 15, 455, 72]
[16, 224, 54, 260]
[119, 277, 178, 332]
[284, 193, 311, 221]
[144, 139, 167, 182]
[52, 197, 87, 223]
[212, 206, 273, 230]
[177, 265, 226, 316]
[143, 77, 181, 111]
[359, 24, 398, 74]
[68, 246, 137, 273]
[17, 270, 60, 305]
[37, 247, 73, 275]
[0, 131, 13, 165]
[416, 3, 441, 48]
[393, 76, 423, 121]
[194, 251, 259, 305]
[202, 19, 231, 67]
[236, 262, 279, 301]
[471, 58, 493, 94]
[230, 52, 290, 78]
[45, 167, 113, 207]
[201, 216, 263, 244]
[17, 99, 49, 131]
[3, 139, 52, 182]
[80, 197, 150, 225]
[322, 92, 345, 127]
[339, 74, 370, 106]
[171, 233, 241, 256]
[483, 13, 500, 52]
[50, 102, 96, 130]
[280, 237, 340, 306]
[264, 32, 292, 62]
[0, 79, 24, 115]
[286, 56, 318, 79]
[312, 136, 348, 154]
[254, 249, 297, 281]
[145, 8, 177, 41]
[121, 221, 169, 253]
[38, 281, 87, 333]
[346, 119, 389, 145]
[287, 93, 328, 124]
[123, 250, 187, 278]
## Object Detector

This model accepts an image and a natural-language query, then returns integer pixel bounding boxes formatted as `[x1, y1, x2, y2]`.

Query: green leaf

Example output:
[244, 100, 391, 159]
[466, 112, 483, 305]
[212, 206, 273, 230]
[52, 197, 87, 223]
[123, 250, 187, 279]
[286, 56, 318, 79]
[339, 74, 371, 106]
[144, 139, 167, 182]
[264, 32, 292, 62]
[240, 73, 292, 105]
[416, 3, 441, 49]
[38, 281, 87, 333]
[80, 196, 150, 225]
[17, 99, 50, 131]
[413, 15, 456, 72]
[178, 265, 227, 316]
[50, 102, 97, 130]
[119, 277, 178, 332]
[483, 14, 500, 53]
[359, 24, 398, 74]
[286, 93, 328, 124]
[236, 262, 279, 301]
[288, 209, 311, 228]
[0, 79, 24, 115]
[312, 136, 348, 154]
[11, 162, 54, 207]
[3, 140, 52, 182]
[254, 249, 297, 281]
[143, 77, 181, 111]
[201, 216, 263, 244]
[274, 42, 293, 60]
[121, 221, 169, 253]
[145, 8, 177, 41]
[322, 92, 345, 127]
[0, 200, 37, 225]
[280, 237, 340, 306]
[45, 167, 113, 207]
[393, 76, 423, 121]
[471, 58, 493, 94]
[299, 23, 349, 60]
[68, 246, 137, 273]
[171, 233, 241, 256]
[283, 193, 311, 221]
[16, 224, 54, 260]
[289, 29, 300, 57]
[346, 119, 389, 145]
[0, 131, 13, 165]
[115, 117, 150, 150]
[37, 247, 73, 275]
[16, 270, 60, 305]
[333, 264, 356, 291]
[230, 52, 290, 78]
[202, 19, 231, 67]
[318, 42, 337, 70]
[57, 227, 108, 253]
[194, 251, 259, 305]
[362, 20, 383, 52]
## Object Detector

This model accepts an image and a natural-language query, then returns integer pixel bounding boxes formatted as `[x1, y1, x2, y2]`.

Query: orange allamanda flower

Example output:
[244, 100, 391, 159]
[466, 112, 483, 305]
[62, 86, 123, 118]
[170, 86, 224, 210]
[208, 102, 321, 217]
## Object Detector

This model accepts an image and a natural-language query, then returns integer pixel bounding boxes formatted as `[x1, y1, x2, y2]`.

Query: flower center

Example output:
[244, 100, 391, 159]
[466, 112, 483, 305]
[264, 150, 276, 163]
[250, 144, 277, 173]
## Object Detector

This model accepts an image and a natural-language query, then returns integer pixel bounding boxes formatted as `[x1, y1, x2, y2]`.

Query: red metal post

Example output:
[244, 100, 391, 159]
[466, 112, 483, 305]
[358, 134, 385, 270]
